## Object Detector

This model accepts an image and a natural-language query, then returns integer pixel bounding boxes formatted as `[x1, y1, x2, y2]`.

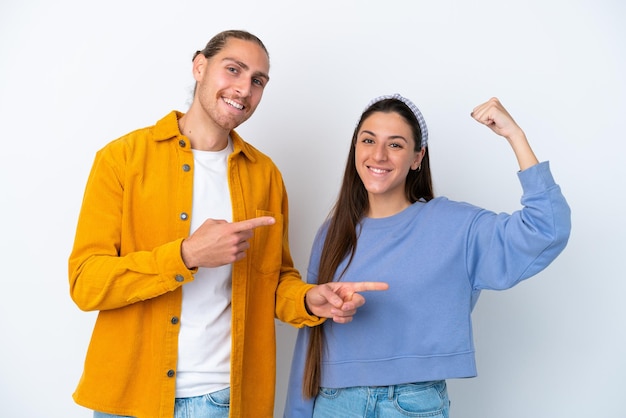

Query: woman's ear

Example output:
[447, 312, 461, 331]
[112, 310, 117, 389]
[411, 148, 426, 170]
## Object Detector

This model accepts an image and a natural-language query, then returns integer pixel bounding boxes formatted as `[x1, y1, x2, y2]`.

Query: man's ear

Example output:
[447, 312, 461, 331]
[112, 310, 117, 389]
[192, 54, 207, 82]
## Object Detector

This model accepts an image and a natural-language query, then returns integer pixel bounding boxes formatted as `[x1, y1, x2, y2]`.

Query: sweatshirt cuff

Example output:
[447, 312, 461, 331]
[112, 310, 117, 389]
[517, 161, 556, 195]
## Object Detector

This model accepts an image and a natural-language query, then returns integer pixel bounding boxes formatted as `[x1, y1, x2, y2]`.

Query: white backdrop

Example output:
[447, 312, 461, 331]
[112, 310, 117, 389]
[1, 1, 624, 417]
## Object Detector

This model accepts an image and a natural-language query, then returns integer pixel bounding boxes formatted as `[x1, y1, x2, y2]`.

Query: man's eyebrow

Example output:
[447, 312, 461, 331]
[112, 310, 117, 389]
[222, 57, 270, 82]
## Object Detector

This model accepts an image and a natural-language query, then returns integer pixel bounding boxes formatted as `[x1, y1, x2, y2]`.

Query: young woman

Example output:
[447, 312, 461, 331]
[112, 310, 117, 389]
[284, 94, 571, 417]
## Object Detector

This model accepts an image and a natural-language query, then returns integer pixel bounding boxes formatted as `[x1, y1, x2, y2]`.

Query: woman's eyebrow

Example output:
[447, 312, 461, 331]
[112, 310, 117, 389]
[359, 130, 408, 142]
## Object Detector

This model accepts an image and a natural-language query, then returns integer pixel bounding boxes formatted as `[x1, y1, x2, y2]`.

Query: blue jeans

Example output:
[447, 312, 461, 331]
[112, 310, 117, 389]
[313, 381, 450, 417]
[94, 387, 230, 418]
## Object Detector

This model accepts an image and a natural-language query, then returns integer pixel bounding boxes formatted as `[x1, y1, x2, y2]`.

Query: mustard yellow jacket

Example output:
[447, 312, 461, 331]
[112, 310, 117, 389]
[69, 111, 321, 417]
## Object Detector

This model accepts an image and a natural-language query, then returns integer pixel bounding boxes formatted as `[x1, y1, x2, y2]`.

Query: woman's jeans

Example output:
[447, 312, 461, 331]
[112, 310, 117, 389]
[93, 387, 230, 418]
[313, 381, 450, 418]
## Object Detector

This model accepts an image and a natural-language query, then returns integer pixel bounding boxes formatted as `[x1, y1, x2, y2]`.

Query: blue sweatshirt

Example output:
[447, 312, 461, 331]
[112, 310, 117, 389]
[284, 161, 571, 417]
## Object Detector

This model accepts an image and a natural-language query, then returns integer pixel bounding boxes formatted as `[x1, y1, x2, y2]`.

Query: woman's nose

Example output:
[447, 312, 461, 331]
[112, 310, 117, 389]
[373, 144, 387, 161]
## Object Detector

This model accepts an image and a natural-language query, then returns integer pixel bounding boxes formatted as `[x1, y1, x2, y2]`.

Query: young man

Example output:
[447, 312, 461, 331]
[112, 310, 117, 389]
[69, 30, 386, 418]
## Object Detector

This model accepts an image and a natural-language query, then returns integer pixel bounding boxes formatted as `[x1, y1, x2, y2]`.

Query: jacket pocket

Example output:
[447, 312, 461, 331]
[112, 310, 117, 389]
[251, 209, 283, 275]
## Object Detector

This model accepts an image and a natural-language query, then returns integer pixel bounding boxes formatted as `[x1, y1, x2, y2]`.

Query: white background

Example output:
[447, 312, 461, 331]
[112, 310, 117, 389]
[1, 1, 624, 417]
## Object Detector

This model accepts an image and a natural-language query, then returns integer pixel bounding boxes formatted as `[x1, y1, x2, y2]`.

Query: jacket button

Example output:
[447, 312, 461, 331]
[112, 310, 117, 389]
[178, 139, 186, 148]
[182, 164, 191, 172]
[175, 274, 184, 282]
[167, 369, 175, 378]
[180, 212, 188, 221]
[171, 316, 179, 325]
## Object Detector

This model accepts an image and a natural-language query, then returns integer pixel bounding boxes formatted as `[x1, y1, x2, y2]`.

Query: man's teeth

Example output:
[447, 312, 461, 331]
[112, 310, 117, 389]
[224, 98, 244, 110]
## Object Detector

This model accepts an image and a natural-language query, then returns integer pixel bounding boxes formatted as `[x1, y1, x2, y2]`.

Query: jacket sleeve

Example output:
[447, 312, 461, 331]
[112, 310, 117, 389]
[274, 180, 325, 327]
[68, 144, 193, 312]
[467, 161, 572, 290]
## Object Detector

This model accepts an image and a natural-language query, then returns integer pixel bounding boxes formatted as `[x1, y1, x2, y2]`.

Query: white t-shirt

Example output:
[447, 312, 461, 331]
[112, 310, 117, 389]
[175, 140, 233, 398]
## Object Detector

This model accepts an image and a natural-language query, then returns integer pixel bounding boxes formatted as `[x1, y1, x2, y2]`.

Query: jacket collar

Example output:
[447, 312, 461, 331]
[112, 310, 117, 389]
[152, 110, 257, 163]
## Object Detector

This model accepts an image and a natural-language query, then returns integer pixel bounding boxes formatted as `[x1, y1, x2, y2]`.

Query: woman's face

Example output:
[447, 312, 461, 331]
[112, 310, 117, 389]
[355, 111, 424, 207]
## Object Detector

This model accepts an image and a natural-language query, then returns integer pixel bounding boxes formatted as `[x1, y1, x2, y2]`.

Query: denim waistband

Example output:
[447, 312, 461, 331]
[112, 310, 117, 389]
[356, 381, 445, 399]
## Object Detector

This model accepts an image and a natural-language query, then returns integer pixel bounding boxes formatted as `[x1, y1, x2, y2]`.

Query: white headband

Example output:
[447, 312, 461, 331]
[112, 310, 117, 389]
[365, 93, 429, 148]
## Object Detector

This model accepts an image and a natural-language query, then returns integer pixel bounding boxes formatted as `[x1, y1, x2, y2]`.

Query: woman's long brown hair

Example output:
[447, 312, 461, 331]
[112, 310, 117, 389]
[302, 98, 434, 397]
